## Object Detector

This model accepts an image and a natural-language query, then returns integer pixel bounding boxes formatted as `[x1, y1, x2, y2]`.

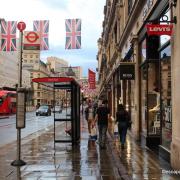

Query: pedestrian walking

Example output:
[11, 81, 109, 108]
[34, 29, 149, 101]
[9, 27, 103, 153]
[94, 100, 110, 149]
[116, 104, 131, 149]
[85, 102, 95, 136]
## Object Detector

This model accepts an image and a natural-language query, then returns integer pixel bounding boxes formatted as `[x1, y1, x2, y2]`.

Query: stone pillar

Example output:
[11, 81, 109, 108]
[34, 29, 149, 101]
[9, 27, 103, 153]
[171, 0, 180, 169]
[132, 36, 140, 140]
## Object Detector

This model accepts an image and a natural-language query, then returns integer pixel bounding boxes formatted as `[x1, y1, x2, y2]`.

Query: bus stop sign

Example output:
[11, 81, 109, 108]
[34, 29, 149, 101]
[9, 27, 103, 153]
[17, 22, 26, 32]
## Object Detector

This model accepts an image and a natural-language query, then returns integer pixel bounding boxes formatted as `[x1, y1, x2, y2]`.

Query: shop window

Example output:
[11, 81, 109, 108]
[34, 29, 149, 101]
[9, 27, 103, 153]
[141, 38, 146, 62]
[37, 92, 40, 97]
[160, 47, 172, 150]
[37, 84, 40, 89]
[160, 44, 171, 58]
[146, 60, 160, 136]
[141, 64, 147, 136]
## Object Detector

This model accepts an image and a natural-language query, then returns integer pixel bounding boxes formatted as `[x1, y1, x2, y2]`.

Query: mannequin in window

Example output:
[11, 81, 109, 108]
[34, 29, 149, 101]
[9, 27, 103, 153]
[149, 87, 160, 112]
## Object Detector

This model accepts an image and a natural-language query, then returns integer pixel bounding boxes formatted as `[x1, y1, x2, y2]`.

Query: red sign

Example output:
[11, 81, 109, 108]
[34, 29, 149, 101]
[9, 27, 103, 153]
[146, 24, 173, 36]
[88, 69, 96, 89]
[25, 32, 39, 43]
[17, 21, 26, 32]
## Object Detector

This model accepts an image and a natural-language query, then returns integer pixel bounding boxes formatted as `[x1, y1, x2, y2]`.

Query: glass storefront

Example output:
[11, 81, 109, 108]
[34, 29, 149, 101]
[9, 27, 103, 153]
[160, 44, 172, 150]
[139, 8, 172, 150]
[140, 38, 147, 136]
[147, 61, 160, 136]
[140, 36, 160, 137]
[141, 65, 147, 136]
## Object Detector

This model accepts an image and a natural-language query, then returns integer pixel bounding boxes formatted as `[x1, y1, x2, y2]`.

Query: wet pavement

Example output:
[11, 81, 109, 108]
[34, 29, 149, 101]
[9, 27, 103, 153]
[0, 115, 180, 180]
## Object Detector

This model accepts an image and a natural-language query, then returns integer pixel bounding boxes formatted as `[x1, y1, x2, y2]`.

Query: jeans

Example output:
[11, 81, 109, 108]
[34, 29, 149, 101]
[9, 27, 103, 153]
[98, 124, 108, 147]
[118, 124, 128, 145]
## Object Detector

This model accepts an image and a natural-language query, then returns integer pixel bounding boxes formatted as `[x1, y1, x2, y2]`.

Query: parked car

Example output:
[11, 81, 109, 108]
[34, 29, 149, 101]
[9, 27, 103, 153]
[52, 105, 62, 113]
[36, 105, 51, 116]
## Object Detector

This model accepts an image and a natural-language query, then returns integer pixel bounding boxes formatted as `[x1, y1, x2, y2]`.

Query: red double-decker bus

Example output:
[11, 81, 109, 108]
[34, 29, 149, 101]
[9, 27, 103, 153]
[0, 90, 16, 114]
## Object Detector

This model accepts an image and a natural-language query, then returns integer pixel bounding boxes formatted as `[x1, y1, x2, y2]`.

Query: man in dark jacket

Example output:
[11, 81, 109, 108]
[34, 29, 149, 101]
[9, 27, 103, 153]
[95, 100, 110, 149]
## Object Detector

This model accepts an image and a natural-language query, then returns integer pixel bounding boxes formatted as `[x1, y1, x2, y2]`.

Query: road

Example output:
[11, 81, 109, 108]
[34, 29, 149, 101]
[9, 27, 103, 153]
[0, 110, 70, 147]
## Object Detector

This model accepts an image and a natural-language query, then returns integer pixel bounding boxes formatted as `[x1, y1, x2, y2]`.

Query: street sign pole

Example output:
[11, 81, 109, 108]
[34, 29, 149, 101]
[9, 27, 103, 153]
[11, 22, 26, 167]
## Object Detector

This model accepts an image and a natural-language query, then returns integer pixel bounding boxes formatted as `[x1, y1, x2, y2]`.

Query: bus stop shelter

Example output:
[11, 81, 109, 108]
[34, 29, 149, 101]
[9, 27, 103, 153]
[32, 77, 81, 146]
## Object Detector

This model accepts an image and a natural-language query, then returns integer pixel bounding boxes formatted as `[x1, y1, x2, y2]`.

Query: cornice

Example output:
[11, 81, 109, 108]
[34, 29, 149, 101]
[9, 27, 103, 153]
[117, 0, 146, 50]
[104, 0, 118, 45]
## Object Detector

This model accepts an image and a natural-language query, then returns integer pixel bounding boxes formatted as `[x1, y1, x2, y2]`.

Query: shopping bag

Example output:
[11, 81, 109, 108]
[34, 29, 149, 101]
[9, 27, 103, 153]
[114, 123, 119, 137]
[90, 126, 97, 140]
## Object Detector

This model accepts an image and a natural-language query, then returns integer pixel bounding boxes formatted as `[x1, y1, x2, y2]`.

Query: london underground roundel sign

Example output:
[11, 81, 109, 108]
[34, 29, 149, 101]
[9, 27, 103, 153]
[25, 32, 39, 43]
[17, 21, 26, 32]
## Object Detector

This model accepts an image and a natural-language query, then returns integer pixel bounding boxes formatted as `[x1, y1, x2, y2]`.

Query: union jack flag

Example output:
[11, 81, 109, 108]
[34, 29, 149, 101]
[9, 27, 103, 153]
[33, 20, 49, 50]
[65, 19, 81, 49]
[0, 21, 17, 51]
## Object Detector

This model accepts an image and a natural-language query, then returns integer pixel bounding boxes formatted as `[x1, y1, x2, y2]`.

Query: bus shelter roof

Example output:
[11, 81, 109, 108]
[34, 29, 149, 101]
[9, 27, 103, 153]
[32, 77, 79, 89]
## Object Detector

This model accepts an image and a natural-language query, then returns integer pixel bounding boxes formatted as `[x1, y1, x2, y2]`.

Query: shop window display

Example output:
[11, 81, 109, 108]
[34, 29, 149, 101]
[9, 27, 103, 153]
[141, 68, 147, 136]
[147, 63, 160, 135]
[160, 45, 172, 150]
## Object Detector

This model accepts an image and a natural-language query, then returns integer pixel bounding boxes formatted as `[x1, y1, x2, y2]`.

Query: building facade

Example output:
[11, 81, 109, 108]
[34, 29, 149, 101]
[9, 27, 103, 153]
[0, 51, 31, 88]
[47, 56, 68, 73]
[58, 66, 83, 80]
[22, 50, 53, 107]
[97, 0, 180, 169]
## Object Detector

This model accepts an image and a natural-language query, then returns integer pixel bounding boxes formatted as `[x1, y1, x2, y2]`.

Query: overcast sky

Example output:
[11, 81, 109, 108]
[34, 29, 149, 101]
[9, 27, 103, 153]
[1, 0, 106, 76]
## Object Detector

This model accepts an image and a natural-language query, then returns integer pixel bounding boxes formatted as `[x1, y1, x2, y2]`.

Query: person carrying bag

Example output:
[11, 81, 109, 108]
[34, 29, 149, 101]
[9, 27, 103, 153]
[116, 104, 131, 149]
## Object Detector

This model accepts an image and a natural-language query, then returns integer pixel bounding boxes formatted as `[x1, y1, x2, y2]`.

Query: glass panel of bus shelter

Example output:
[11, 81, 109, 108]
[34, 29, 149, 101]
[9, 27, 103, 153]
[147, 62, 160, 136]
[54, 89, 71, 120]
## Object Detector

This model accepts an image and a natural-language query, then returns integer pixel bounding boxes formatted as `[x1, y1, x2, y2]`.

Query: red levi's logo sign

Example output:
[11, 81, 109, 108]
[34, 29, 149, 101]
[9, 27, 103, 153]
[146, 24, 173, 36]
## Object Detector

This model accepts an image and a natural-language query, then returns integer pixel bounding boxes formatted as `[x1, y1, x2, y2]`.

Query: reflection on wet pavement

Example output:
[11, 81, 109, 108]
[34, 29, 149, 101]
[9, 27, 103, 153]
[0, 118, 117, 179]
[0, 116, 180, 179]
[107, 132, 180, 180]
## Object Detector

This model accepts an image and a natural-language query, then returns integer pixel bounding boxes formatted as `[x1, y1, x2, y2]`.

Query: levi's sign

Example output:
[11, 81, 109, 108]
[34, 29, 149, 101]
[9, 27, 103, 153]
[146, 24, 173, 36]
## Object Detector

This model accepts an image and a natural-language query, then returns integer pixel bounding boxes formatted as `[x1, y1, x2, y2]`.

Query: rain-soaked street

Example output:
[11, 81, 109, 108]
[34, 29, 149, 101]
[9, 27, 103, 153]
[0, 114, 180, 179]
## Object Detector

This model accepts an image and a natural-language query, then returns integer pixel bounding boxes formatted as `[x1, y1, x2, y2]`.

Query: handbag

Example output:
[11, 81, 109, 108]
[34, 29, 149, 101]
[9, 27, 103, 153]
[114, 123, 119, 137]
[90, 126, 97, 140]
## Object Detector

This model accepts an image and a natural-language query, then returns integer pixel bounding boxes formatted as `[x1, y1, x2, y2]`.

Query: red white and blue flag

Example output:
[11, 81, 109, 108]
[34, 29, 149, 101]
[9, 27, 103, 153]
[0, 21, 17, 51]
[33, 20, 49, 50]
[65, 19, 81, 49]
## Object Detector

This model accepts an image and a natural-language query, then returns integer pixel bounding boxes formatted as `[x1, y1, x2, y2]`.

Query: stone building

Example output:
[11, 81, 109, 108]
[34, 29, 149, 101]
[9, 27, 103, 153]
[97, 0, 180, 169]
[22, 50, 53, 107]
[0, 51, 31, 89]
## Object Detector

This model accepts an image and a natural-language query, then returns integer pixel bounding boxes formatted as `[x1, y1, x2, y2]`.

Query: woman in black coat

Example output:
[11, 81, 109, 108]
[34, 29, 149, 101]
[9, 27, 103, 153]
[116, 104, 131, 149]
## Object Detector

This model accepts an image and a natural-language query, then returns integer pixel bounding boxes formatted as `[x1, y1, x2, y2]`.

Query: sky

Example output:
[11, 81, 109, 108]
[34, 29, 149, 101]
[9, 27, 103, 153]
[1, 0, 106, 76]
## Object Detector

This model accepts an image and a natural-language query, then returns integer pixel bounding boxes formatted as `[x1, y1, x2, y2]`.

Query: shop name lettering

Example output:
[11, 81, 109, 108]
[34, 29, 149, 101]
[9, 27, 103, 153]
[146, 24, 173, 35]
[149, 26, 171, 32]
[122, 74, 133, 78]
